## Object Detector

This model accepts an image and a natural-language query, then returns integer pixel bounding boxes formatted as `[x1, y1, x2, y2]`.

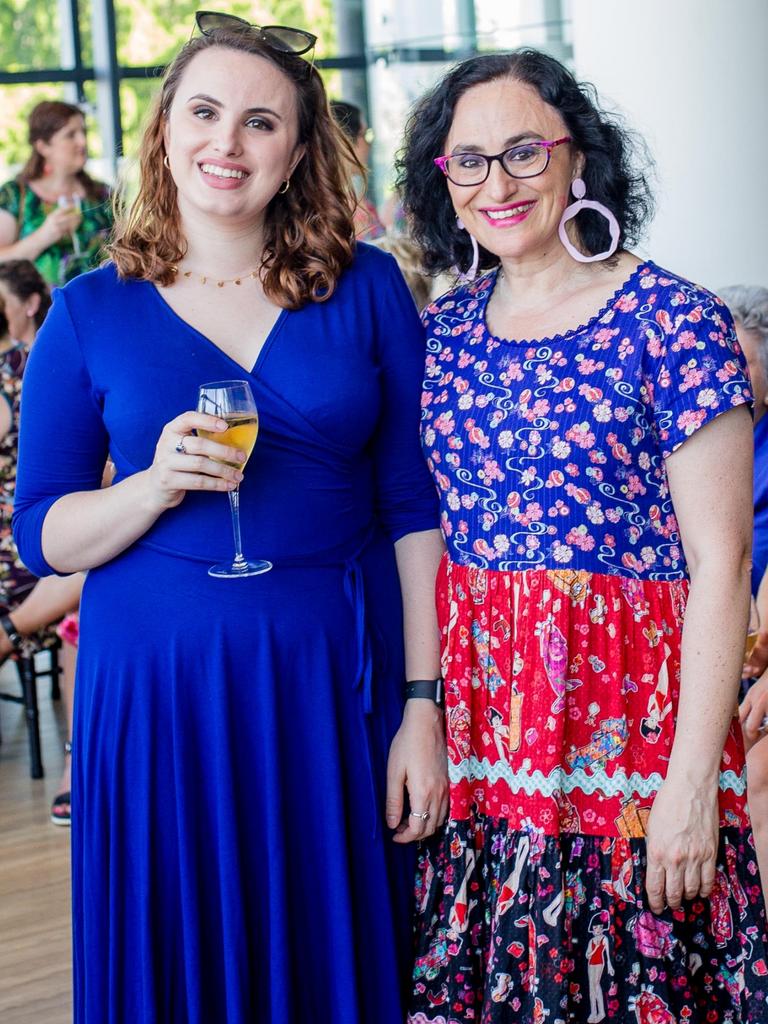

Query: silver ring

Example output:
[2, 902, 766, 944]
[410, 810, 430, 822]
[759, 714, 768, 734]
[174, 440, 187, 455]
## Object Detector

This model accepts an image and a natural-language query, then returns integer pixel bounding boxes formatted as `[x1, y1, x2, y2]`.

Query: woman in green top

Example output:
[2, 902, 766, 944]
[0, 100, 113, 286]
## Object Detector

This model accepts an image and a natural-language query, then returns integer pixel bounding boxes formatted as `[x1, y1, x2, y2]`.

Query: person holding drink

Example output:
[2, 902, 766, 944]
[0, 100, 112, 285]
[13, 15, 446, 1024]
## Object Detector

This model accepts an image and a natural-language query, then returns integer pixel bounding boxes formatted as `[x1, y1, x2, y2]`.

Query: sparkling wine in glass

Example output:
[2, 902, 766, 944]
[57, 194, 82, 255]
[197, 380, 272, 578]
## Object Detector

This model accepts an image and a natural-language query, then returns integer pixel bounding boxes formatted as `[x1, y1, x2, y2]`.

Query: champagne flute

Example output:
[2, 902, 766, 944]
[197, 380, 272, 578]
[57, 194, 82, 255]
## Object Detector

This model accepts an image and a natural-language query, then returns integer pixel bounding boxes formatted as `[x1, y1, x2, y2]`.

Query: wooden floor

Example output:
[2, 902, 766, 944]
[0, 661, 72, 1023]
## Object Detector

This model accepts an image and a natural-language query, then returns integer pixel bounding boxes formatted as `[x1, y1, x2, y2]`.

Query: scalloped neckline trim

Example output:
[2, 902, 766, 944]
[478, 260, 652, 345]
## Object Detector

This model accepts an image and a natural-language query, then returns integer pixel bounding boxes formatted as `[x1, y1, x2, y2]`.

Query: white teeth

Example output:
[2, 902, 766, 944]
[200, 163, 247, 179]
[486, 203, 534, 220]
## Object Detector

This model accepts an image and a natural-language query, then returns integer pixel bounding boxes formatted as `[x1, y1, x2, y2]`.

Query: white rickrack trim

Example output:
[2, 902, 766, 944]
[448, 758, 747, 797]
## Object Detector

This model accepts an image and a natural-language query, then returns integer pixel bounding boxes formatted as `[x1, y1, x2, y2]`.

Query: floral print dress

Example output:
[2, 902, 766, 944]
[0, 179, 112, 287]
[0, 343, 55, 650]
[410, 262, 768, 1023]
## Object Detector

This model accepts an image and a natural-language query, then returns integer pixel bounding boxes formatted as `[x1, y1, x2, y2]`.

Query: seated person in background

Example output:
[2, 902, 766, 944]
[330, 99, 385, 241]
[0, 101, 113, 286]
[0, 259, 84, 825]
[723, 285, 768, 901]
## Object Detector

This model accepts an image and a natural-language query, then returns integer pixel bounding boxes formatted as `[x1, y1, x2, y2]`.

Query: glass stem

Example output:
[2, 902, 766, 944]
[227, 486, 247, 569]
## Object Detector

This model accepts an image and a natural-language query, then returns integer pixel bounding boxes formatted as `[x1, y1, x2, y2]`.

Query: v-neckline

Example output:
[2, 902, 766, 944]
[147, 281, 289, 376]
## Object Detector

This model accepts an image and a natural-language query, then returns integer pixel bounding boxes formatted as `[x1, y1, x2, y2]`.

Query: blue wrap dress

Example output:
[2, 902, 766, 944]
[13, 244, 439, 1024]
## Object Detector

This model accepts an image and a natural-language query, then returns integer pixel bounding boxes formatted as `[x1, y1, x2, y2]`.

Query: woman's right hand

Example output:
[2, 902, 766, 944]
[739, 671, 768, 750]
[143, 411, 245, 513]
[38, 205, 83, 247]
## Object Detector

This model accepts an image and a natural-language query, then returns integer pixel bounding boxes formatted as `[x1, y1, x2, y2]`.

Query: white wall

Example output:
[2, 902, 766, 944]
[571, 0, 768, 291]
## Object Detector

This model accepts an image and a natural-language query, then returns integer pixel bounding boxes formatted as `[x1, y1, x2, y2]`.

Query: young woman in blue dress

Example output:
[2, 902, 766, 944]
[14, 14, 448, 1023]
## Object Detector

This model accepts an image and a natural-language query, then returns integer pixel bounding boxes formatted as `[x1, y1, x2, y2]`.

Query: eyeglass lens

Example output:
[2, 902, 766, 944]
[446, 143, 551, 185]
[195, 12, 316, 55]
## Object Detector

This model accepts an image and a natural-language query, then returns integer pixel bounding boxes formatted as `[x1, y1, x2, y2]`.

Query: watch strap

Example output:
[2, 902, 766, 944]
[405, 678, 445, 707]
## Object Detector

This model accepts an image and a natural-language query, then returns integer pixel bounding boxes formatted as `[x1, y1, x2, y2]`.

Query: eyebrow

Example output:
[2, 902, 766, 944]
[450, 132, 544, 154]
[186, 93, 283, 120]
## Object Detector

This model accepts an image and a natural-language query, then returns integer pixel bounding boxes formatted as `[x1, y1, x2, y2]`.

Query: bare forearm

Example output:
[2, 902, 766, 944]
[41, 471, 165, 573]
[668, 557, 751, 782]
[0, 230, 49, 263]
[394, 528, 444, 680]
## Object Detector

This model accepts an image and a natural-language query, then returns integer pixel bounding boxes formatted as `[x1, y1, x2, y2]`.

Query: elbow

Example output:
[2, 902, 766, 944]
[12, 506, 56, 579]
[686, 535, 753, 590]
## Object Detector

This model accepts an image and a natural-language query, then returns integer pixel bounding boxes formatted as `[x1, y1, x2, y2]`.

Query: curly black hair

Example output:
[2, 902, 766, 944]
[396, 49, 655, 276]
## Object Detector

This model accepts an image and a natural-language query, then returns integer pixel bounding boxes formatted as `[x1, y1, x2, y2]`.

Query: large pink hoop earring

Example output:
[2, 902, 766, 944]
[456, 217, 479, 281]
[558, 178, 620, 263]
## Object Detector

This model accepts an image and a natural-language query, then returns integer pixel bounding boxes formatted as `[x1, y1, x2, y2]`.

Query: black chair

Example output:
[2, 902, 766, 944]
[0, 637, 62, 778]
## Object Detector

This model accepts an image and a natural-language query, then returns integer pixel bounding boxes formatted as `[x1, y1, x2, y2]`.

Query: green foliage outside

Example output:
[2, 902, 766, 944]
[0, 0, 338, 179]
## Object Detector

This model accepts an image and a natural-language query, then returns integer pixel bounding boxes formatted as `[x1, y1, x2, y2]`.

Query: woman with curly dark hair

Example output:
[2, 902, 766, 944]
[399, 50, 767, 1022]
[13, 14, 446, 1022]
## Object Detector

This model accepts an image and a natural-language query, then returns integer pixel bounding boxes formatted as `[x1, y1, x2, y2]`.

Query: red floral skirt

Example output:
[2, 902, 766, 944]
[408, 558, 768, 1023]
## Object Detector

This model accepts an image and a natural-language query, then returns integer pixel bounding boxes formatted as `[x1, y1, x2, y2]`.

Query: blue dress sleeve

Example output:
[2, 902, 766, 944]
[371, 256, 439, 541]
[642, 283, 753, 458]
[13, 287, 109, 576]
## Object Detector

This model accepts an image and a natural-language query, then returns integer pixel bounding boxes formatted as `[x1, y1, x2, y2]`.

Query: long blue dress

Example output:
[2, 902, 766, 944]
[13, 245, 439, 1024]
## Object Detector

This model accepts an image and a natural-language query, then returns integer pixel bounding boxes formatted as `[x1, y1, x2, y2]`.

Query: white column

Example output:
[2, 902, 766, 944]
[571, 0, 768, 290]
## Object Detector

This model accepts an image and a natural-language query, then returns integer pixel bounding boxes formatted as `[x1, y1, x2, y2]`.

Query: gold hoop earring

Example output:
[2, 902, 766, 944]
[163, 154, 170, 170]
[278, 179, 290, 194]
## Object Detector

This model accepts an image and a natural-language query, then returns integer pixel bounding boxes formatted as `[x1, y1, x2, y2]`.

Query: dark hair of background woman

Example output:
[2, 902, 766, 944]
[330, 100, 364, 141]
[397, 49, 655, 277]
[0, 259, 52, 331]
[18, 101, 105, 202]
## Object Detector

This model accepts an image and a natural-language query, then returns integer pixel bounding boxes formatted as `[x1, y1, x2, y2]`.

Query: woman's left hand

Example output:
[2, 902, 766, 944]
[386, 700, 449, 843]
[644, 774, 719, 914]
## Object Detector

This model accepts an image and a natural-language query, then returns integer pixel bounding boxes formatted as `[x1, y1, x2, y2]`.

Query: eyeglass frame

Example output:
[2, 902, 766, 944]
[194, 11, 317, 57]
[434, 137, 572, 186]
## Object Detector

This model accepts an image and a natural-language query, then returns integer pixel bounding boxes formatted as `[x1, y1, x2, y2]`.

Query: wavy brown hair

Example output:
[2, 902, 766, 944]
[109, 29, 360, 309]
[18, 101, 104, 201]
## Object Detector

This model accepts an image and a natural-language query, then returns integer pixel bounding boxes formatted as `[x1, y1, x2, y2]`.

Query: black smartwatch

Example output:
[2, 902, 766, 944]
[405, 678, 445, 708]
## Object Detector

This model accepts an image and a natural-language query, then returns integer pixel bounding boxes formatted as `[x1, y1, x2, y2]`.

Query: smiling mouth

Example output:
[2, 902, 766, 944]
[483, 201, 536, 221]
[199, 162, 249, 180]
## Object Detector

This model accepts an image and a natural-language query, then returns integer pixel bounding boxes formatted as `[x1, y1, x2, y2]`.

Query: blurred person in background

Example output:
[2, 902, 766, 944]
[331, 98, 385, 241]
[0, 101, 113, 285]
[726, 286, 768, 901]
[400, 49, 766, 1021]
[0, 259, 84, 825]
[370, 233, 432, 310]
[13, 15, 445, 1023]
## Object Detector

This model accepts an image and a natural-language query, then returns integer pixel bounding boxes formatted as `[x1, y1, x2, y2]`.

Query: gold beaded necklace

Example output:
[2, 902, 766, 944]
[170, 266, 261, 288]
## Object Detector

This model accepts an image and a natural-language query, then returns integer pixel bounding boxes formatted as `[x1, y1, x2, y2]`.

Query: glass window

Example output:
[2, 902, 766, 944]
[0, 1, 67, 71]
[114, 0, 337, 68]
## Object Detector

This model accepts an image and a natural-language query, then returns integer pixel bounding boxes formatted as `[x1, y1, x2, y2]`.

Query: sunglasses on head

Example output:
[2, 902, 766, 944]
[195, 11, 317, 57]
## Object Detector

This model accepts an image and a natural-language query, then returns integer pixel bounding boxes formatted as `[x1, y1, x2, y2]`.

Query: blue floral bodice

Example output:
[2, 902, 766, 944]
[420, 261, 752, 579]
